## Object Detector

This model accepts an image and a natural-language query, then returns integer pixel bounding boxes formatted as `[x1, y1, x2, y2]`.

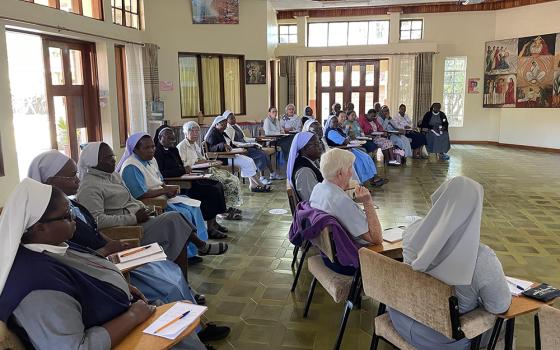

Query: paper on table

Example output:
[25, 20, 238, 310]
[143, 302, 207, 340]
[180, 174, 212, 180]
[506, 276, 533, 296]
[383, 227, 404, 243]
[112, 244, 167, 272]
[230, 148, 245, 153]
[191, 161, 219, 170]
[168, 196, 201, 207]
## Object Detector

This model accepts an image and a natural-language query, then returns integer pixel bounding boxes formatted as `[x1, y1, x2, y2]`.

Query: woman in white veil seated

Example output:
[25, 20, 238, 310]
[388, 176, 512, 349]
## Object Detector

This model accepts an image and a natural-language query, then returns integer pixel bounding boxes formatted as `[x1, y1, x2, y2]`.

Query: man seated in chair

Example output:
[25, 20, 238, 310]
[388, 176, 511, 349]
[309, 148, 383, 275]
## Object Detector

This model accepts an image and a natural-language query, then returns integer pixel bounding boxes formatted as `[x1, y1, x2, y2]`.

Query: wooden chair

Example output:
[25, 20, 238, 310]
[303, 226, 362, 350]
[100, 226, 143, 246]
[358, 248, 497, 350]
[139, 185, 181, 210]
[537, 305, 560, 350]
[0, 321, 24, 350]
[286, 180, 307, 281]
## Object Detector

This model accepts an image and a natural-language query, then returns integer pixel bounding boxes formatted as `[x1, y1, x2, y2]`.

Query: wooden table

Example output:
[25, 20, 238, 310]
[164, 174, 213, 190]
[487, 287, 556, 350]
[205, 149, 247, 174]
[114, 303, 200, 350]
[367, 240, 403, 260]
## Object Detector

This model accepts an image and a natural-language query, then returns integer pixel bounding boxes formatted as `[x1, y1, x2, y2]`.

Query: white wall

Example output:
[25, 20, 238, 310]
[494, 1, 560, 148]
[142, 0, 272, 126]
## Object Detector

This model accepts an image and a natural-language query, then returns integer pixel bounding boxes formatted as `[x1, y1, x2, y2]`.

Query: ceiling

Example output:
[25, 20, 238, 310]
[269, 0, 457, 10]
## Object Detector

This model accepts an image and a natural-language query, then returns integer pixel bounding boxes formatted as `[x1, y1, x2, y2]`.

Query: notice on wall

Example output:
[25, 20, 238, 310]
[159, 81, 174, 91]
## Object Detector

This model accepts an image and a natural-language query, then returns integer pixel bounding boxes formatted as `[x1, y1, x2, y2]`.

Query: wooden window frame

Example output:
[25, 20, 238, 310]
[178, 52, 246, 118]
[278, 24, 297, 44]
[22, 0, 103, 20]
[111, 0, 141, 30]
[307, 20, 389, 47]
[399, 19, 423, 41]
[115, 45, 129, 147]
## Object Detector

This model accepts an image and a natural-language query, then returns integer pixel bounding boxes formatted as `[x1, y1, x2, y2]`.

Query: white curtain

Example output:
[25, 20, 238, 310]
[125, 43, 147, 133]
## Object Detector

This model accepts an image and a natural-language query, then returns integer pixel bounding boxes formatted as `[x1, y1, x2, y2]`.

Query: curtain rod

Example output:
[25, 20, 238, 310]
[278, 51, 438, 59]
[0, 15, 145, 46]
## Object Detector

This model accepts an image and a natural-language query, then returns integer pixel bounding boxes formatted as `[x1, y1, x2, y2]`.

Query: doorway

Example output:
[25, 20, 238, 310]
[314, 59, 388, 122]
[6, 31, 101, 179]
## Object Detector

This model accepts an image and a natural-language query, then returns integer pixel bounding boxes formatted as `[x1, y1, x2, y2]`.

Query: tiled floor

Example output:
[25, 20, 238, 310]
[189, 145, 560, 350]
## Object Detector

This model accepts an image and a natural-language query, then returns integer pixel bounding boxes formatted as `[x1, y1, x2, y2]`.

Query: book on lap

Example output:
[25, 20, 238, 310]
[108, 244, 167, 272]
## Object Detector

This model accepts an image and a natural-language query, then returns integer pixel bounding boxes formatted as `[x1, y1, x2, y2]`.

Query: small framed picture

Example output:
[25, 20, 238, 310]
[245, 60, 266, 84]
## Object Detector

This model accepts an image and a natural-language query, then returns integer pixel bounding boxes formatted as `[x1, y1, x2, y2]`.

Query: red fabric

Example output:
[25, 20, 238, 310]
[359, 115, 373, 134]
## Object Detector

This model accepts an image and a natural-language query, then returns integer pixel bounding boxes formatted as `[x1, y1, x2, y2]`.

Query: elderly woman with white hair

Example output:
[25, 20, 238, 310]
[309, 148, 383, 274]
[280, 103, 302, 133]
[205, 113, 270, 193]
[388, 176, 511, 349]
[177, 121, 243, 220]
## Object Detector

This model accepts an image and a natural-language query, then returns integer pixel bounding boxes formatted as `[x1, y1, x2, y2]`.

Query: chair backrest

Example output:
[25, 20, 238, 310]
[359, 248, 459, 339]
[310, 226, 335, 263]
[538, 305, 560, 349]
[286, 180, 299, 217]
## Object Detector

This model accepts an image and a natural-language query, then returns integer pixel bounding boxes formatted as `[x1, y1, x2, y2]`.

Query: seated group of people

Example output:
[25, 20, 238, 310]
[288, 145, 511, 349]
[0, 128, 260, 348]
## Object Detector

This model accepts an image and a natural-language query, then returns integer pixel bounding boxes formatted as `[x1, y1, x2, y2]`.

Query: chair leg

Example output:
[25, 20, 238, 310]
[291, 241, 310, 292]
[487, 318, 504, 350]
[291, 245, 300, 268]
[370, 334, 381, 350]
[534, 314, 541, 350]
[470, 335, 482, 350]
[333, 301, 352, 350]
[303, 277, 317, 318]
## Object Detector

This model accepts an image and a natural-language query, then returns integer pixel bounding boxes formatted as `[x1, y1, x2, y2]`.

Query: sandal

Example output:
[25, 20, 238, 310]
[198, 242, 228, 256]
[208, 229, 228, 239]
[251, 185, 268, 193]
[195, 293, 206, 305]
[224, 211, 242, 221]
[215, 223, 229, 232]
[228, 207, 242, 214]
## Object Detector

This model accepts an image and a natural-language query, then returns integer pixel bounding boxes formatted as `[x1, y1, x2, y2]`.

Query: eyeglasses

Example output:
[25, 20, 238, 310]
[39, 210, 76, 224]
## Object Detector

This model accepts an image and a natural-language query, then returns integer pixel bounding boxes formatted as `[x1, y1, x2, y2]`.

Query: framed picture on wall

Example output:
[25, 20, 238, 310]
[245, 60, 266, 84]
[191, 0, 239, 24]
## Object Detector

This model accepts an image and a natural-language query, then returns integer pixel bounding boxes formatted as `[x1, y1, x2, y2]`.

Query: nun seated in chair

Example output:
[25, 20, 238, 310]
[154, 126, 230, 239]
[76, 142, 227, 279]
[309, 148, 383, 275]
[286, 132, 323, 202]
[388, 176, 512, 349]
[118, 132, 228, 257]
[325, 114, 384, 187]
[0, 179, 207, 350]
[205, 114, 271, 193]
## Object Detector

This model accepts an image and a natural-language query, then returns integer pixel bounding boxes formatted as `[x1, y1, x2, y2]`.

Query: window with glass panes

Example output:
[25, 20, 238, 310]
[400, 19, 423, 40]
[443, 57, 467, 127]
[112, 0, 140, 29]
[279, 25, 297, 44]
[178, 53, 246, 118]
[22, 0, 102, 19]
[307, 20, 389, 47]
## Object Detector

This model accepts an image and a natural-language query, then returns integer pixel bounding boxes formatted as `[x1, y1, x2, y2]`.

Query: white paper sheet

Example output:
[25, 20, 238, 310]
[506, 276, 533, 296]
[168, 196, 201, 207]
[383, 227, 404, 243]
[180, 174, 212, 180]
[143, 302, 207, 340]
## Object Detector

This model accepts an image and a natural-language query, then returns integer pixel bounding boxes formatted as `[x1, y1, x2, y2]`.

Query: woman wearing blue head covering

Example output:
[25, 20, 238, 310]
[118, 132, 228, 258]
[286, 132, 323, 202]
[325, 114, 382, 186]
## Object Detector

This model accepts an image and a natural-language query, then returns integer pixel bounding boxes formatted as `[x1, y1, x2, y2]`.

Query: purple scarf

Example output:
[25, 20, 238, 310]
[116, 131, 150, 172]
[289, 201, 361, 268]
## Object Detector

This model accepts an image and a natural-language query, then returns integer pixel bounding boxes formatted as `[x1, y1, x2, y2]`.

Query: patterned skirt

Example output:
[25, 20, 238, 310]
[372, 136, 394, 150]
[209, 167, 243, 207]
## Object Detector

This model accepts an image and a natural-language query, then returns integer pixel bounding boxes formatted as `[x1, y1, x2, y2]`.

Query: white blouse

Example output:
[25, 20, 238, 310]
[177, 139, 205, 168]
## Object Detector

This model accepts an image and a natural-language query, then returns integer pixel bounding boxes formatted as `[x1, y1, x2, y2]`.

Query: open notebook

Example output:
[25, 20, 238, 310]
[143, 302, 207, 340]
[108, 244, 167, 272]
[505, 276, 533, 296]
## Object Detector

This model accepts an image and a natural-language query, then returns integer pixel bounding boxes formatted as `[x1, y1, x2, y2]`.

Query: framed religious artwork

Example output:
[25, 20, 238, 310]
[245, 60, 266, 84]
[191, 0, 239, 24]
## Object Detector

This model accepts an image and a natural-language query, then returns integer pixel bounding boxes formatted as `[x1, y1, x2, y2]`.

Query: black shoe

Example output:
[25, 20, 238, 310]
[198, 323, 231, 342]
[205, 345, 217, 350]
[188, 256, 203, 265]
